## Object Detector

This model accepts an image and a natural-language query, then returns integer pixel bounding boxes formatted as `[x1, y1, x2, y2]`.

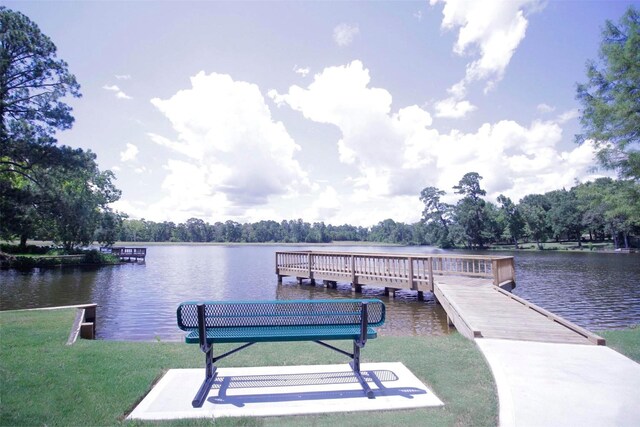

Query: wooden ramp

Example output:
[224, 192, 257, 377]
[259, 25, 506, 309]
[434, 279, 605, 345]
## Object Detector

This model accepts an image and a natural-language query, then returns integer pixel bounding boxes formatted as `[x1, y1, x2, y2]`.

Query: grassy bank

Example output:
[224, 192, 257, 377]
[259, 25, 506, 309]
[600, 326, 640, 363]
[0, 244, 120, 269]
[0, 308, 496, 426]
[488, 240, 618, 252]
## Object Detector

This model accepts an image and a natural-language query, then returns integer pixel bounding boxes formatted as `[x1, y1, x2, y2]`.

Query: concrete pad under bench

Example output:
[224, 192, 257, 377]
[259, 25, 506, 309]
[127, 362, 443, 420]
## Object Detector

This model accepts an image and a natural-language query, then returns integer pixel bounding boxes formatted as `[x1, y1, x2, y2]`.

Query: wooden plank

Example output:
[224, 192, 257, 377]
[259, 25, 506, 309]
[492, 286, 606, 345]
[435, 281, 596, 345]
[434, 284, 482, 340]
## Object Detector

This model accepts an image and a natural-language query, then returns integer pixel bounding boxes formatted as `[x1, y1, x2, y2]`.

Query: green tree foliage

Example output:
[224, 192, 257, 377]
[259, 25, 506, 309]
[0, 6, 81, 164]
[419, 186, 453, 248]
[545, 189, 584, 245]
[369, 219, 413, 244]
[481, 202, 503, 244]
[497, 195, 526, 248]
[0, 7, 121, 249]
[47, 152, 121, 249]
[453, 172, 488, 248]
[519, 194, 552, 250]
[576, 6, 640, 180]
[574, 178, 640, 249]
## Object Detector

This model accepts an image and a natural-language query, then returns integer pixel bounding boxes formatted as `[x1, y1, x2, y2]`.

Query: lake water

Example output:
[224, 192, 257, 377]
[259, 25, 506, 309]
[1, 245, 639, 341]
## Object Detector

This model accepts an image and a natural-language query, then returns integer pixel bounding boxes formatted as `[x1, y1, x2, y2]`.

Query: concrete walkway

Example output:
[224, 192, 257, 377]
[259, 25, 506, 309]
[476, 339, 640, 427]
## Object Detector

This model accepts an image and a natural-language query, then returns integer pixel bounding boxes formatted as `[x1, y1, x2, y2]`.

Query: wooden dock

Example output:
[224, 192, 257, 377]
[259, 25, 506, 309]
[275, 250, 605, 346]
[276, 250, 516, 294]
[101, 247, 147, 262]
[434, 277, 604, 345]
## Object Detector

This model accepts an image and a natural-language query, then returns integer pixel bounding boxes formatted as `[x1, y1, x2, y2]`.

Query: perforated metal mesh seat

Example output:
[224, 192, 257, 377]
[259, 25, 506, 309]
[177, 299, 385, 342]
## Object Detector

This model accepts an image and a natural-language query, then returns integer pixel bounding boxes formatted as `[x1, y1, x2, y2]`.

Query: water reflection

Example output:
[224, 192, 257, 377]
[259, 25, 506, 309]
[1, 245, 639, 340]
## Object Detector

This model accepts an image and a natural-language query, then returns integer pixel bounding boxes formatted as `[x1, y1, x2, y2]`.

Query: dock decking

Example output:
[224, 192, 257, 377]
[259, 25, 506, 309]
[434, 278, 604, 345]
[275, 250, 605, 346]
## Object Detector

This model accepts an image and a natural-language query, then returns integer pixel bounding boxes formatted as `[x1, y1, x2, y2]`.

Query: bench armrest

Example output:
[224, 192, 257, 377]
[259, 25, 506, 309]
[359, 302, 368, 345]
[197, 304, 209, 352]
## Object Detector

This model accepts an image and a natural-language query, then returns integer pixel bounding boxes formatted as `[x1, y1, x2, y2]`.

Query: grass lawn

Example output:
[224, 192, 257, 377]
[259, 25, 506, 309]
[0, 308, 497, 426]
[600, 326, 640, 363]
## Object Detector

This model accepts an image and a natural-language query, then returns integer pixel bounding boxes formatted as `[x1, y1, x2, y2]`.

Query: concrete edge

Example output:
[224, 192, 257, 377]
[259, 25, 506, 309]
[475, 339, 515, 427]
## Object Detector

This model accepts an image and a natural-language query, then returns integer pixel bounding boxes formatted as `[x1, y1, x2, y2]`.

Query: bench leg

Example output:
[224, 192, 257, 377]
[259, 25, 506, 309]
[192, 347, 218, 407]
[350, 341, 374, 399]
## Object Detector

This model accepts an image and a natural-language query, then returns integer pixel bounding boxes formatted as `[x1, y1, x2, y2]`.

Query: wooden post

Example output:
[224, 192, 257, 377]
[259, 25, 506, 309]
[80, 321, 95, 339]
[492, 259, 498, 286]
[408, 257, 415, 290]
[418, 291, 424, 301]
[83, 304, 97, 323]
[351, 255, 359, 290]
[428, 257, 434, 292]
[351, 255, 356, 286]
[80, 304, 97, 340]
[510, 258, 516, 286]
[308, 253, 313, 280]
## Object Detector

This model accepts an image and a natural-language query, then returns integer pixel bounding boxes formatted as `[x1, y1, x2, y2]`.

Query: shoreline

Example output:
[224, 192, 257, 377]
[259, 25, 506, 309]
[3, 239, 636, 257]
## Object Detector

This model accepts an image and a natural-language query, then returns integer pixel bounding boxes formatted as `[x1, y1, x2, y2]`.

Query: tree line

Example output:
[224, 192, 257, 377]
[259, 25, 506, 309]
[114, 173, 639, 249]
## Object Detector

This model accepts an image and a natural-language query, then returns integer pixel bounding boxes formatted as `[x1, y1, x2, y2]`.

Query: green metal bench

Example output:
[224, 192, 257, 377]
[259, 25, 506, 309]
[177, 299, 386, 407]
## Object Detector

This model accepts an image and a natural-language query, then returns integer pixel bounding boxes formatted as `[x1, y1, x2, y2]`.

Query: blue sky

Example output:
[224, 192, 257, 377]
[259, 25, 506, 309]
[5, 0, 635, 225]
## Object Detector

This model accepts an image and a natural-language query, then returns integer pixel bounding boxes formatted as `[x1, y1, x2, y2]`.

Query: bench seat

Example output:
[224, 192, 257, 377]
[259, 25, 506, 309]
[178, 299, 385, 407]
[185, 324, 378, 344]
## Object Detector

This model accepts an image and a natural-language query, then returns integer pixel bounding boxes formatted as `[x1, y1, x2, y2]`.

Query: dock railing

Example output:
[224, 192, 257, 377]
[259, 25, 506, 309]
[101, 247, 147, 261]
[275, 251, 515, 292]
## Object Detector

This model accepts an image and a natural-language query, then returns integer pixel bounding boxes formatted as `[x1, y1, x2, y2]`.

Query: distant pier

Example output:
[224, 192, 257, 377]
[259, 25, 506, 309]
[101, 247, 147, 262]
[275, 250, 604, 345]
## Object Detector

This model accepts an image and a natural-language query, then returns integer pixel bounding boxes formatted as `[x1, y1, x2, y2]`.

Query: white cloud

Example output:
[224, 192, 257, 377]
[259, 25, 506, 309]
[148, 71, 309, 219]
[103, 84, 132, 100]
[116, 91, 132, 100]
[304, 186, 341, 222]
[120, 143, 139, 162]
[270, 60, 603, 219]
[293, 65, 310, 77]
[431, 0, 542, 117]
[434, 97, 477, 118]
[537, 103, 556, 114]
[333, 23, 359, 47]
[115, 74, 132, 80]
[414, 10, 423, 21]
[556, 109, 579, 124]
[271, 60, 438, 199]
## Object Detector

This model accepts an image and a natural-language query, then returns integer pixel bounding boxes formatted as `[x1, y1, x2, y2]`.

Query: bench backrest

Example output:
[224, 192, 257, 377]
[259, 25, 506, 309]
[177, 299, 385, 331]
